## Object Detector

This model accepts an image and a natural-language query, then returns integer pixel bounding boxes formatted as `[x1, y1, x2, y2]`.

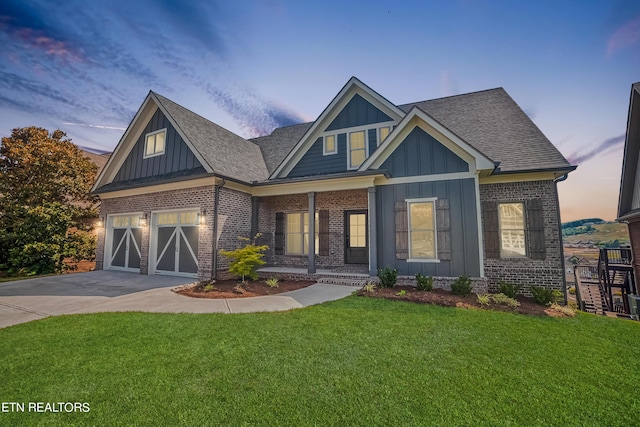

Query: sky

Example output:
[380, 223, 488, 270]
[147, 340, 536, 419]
[0, 0, 639, 222]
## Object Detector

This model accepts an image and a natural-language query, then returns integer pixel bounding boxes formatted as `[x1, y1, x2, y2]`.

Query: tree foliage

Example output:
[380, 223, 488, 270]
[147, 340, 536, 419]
[220, 235, 268, 282]
[0, 127, 98, 275]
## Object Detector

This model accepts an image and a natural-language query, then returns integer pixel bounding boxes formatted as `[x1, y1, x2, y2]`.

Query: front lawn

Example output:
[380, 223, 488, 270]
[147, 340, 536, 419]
[0, 297, 639, 425]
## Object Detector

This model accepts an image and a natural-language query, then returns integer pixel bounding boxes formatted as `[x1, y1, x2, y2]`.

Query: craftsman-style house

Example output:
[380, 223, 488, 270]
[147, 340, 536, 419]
[92, 77, 575, 291]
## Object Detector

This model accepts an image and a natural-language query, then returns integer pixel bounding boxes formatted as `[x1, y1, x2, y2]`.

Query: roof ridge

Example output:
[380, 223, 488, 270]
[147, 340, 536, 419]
[398, 87, 505, 107]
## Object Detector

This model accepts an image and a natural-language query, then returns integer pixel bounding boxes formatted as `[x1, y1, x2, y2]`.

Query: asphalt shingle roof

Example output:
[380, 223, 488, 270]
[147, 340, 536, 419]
[399, 88, 572, 172]
[250, 122, 313, 174]
[153, 92, 269, 183]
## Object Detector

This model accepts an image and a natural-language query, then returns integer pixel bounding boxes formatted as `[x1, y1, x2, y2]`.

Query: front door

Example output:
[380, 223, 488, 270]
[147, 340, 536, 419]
[345, 210, 368, 264]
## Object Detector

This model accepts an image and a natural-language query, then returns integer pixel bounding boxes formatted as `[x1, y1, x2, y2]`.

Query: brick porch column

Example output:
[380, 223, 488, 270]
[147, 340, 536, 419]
[308, 192, 316, 274]
[368, 187, 378, 276]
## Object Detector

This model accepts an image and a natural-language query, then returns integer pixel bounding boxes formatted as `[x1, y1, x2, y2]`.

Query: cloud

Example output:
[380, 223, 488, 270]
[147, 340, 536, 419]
[566, 134, 625, 165]
[440, 70, 459, 97]
[63, 122, 126, 131]
[607, 15, 640, 56]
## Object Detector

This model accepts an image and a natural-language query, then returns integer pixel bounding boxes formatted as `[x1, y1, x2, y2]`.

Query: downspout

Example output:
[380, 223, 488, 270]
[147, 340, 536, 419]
[212, 179, 225, 279]
[554, 174, 569, 305]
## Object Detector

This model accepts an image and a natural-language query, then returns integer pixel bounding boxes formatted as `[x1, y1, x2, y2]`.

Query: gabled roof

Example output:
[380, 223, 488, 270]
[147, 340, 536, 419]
[93, 92, 269, 192]
[152, 93, 268, 183]
[399, 88, 572, 173]
[360, 105, 496, 173]
[617, 82, 640, 220]
[269, 76, 405, 178]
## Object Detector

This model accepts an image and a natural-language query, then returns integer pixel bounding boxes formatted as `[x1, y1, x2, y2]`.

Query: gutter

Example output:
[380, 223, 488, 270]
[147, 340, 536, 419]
[554, 173, 570, 305]
[212, 179, 226, 279]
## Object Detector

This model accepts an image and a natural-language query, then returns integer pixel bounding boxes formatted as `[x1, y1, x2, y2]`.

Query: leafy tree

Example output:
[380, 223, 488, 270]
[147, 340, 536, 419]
[220, 235, 268, 282]
[0, 127, 98, 275]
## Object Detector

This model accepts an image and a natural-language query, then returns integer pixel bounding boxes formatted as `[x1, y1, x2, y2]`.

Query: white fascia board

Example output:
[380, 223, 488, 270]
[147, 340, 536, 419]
[150, 93, 213, 175]
[359, 106, 495, 173]
[270, 77, 404, 179]
[92, 93, 155, 192]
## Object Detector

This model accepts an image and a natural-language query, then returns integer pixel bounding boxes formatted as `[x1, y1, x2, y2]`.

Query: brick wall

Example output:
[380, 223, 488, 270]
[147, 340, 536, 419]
[480, 180, 564, 294]
[258, 189, 368, 269]
[216, 187, 253, 274]
[97, 185, 216, 279]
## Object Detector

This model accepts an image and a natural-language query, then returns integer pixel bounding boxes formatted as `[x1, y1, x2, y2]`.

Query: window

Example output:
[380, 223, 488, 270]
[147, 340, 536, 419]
[286, 212, 319, 255]
[379, 126, 391, 145]
[499, 203, 526, 257]
[408, 199, 437, 260]
[348, 130, 367, 169]
[144, 129, 166, 158]
[323, 135, 337, 155]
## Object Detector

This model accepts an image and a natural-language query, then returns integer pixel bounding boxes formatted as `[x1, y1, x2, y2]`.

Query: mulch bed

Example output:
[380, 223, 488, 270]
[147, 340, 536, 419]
[175, 279, 315, 299]
[358, 285, 568, 317]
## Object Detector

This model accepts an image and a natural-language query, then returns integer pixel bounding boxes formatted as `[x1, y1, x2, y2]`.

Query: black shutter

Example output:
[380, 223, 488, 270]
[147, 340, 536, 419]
[527, 198, 546, 260]
[483, 201, 500, 259]
[436, 199, 451, 261]
[395, 201, 408, 260]
[319, 210, 329, 256]
[275, 212, 284, 255]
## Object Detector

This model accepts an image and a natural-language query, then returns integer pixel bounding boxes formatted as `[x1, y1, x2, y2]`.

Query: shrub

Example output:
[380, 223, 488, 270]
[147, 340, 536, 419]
[220, 235, 268, 282]
[203, 283, 215, 292]
[491, 293, 520, 308]
[378, 267, 398, 288]
[396, 290, 407, 296]
[362, 282, 377, 293]
[477, 293, 491, 305]
[415, 273, 433, 291]
[451, 275, 472, 296]
[569, 287, 576, 295]
[265, 277, 279, 288]
[498, 282, 520, 298]
[529, 286, 562, 306]
[548, 303, 576, 317]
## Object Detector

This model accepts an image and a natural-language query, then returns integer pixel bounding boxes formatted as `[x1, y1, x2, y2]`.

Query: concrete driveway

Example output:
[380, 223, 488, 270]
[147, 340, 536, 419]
[0, 271, 355, 329]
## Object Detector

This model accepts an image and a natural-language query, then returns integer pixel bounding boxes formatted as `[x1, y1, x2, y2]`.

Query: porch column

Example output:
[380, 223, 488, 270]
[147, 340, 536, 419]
[308, 192, 316, 274]
[368, 187, 378, 276]
[251, 196, 259, 238]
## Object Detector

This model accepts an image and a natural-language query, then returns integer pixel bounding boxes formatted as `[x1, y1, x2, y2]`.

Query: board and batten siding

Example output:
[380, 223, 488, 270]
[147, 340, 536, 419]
[289, 137, 347, 177]
[380, 127, 469, 177]
[112, 108, 204, 183]
[375, 178, 480, 277]
[325, 93, 392, 131]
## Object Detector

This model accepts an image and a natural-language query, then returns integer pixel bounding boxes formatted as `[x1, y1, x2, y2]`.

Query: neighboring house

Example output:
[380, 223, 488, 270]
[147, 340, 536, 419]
[617, 82, 640, 284]
[92, 77, 574, 292]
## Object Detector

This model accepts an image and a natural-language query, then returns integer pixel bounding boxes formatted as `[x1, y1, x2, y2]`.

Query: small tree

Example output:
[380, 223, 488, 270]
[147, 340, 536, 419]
[220, 235, 268, 282]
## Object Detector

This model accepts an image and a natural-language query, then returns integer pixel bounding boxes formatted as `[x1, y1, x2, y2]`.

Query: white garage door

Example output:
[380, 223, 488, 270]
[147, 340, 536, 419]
[105, 214, 143, 272]
[150, 211, 199, 277]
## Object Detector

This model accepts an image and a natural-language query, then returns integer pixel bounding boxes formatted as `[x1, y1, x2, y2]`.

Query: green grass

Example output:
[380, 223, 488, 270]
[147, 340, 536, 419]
[1, 297, 639, 426]
[564, 222, 630, 244]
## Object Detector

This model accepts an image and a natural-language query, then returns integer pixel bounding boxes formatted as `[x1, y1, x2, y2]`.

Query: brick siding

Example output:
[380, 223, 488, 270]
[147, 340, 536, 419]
[258, 189, 368, 269]
[97, 185, 216, 279]
[480, 180, 564, 294]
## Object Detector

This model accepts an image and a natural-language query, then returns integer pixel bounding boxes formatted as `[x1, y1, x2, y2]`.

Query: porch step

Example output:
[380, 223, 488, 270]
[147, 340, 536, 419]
[316, 276, 373, 287]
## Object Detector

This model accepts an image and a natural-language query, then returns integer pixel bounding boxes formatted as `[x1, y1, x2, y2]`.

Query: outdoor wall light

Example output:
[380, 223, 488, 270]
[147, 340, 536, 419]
[97, 217, 104, 228]
[199, 210, 206, 226]
[139, 213, 148, 227]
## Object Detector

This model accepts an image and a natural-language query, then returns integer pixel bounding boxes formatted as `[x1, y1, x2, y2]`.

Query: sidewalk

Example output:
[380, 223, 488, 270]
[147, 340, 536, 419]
[0, 282, 356, 329]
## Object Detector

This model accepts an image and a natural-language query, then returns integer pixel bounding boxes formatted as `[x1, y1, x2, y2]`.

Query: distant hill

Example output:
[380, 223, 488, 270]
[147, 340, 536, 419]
[562, 220, 629, 248]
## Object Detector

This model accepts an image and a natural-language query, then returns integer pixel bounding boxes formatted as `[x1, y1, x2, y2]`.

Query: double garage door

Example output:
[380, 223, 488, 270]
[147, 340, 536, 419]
[105, 210, 199, 277]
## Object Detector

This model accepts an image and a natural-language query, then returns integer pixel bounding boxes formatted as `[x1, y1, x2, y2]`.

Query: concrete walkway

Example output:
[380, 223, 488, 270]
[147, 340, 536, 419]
[0, 271, 356, 329]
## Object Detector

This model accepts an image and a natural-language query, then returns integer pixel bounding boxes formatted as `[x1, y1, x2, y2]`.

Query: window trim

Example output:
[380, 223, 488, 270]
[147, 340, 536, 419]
[143, 128, 167, 159]
[323, 134, 337, 156]
[347, 130, 368, 170]
[284, 212, 319, 256]
[378, 126, 391, 146]
[498, 201, 527, 259]
[406, 197, 439, 263]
